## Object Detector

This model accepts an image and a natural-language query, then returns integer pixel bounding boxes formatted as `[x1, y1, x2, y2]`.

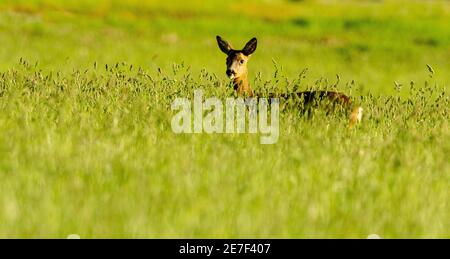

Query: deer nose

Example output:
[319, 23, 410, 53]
[226, 69, 235, 77]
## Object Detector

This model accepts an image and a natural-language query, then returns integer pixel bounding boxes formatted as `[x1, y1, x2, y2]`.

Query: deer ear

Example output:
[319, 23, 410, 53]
[216, 36, 232, 54]
[242, 37, 257, 56]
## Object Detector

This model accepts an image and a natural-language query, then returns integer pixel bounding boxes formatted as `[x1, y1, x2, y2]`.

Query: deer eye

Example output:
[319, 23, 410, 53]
[240, 60, 245, 65]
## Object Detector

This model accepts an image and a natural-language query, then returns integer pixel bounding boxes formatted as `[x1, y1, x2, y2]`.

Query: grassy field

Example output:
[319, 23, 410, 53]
[0, 0, 449, 238]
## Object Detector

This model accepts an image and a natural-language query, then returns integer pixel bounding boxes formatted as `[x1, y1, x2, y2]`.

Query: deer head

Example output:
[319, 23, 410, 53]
[216, 36, 257, 80]
[216, 36, 257, 97]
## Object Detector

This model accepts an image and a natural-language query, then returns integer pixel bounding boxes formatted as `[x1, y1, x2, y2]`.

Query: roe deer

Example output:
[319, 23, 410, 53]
[216, 36, 363, 127]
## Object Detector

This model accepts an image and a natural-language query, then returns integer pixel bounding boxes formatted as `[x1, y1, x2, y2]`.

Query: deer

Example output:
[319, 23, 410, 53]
[216, 36, 363, 127]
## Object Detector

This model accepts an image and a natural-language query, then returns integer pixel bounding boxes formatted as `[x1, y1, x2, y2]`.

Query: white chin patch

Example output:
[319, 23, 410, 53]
[228, 74, 235, 80]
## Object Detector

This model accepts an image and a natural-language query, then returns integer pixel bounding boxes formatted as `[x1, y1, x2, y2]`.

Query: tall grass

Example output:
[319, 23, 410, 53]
[0, 60, 448, 237]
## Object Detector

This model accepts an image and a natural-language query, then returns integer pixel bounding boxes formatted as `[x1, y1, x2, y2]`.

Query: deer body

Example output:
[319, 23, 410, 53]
[216, 36, 363, 126]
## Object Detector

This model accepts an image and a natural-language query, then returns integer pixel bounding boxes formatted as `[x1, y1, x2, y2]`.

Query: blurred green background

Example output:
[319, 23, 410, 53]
[0, 0, 449, 93]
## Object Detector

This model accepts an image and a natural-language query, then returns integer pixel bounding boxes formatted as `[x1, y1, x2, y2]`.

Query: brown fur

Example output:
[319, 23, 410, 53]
[216, 36, 363, 126]
[271, 91, 351, 106]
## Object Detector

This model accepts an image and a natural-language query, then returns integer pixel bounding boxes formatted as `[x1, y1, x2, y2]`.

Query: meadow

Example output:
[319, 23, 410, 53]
[0, 0, 448, 238]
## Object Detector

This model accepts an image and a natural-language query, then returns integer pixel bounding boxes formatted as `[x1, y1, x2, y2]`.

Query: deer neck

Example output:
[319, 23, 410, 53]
[233, 72, 253, 97]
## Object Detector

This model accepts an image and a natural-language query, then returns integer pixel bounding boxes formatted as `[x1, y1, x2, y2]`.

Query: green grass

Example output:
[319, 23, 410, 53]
[0, 0, 449, 238]
[0, 0, 449, 94]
